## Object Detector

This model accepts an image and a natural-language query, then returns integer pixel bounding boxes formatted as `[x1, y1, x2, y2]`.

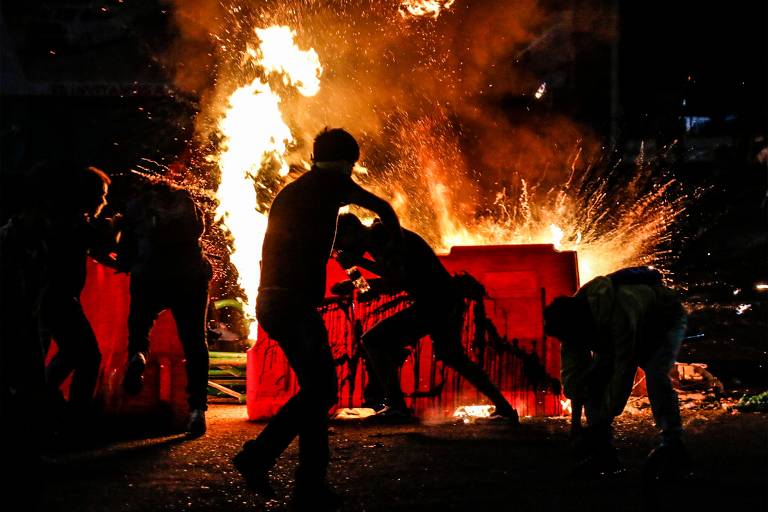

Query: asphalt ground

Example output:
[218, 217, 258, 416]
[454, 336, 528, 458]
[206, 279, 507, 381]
[28, 404, 768, 512]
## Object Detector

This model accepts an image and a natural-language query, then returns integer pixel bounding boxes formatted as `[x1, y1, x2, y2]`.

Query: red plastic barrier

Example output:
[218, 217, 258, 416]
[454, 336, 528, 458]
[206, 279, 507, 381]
[75, 259, 189, 427]
[247, 244, 579, 420]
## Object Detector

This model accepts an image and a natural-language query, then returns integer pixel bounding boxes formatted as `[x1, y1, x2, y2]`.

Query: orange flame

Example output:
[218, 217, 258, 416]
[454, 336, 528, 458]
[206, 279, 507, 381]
[364, 127, 687, 284]
[205, 10, 687, 324]
[213, 25, 322, 338]
[400, 0, 456, 19]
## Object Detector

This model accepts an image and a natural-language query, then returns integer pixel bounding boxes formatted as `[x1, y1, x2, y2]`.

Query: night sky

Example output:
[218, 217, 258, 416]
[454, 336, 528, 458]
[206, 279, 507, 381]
[2, 1, 765, 165]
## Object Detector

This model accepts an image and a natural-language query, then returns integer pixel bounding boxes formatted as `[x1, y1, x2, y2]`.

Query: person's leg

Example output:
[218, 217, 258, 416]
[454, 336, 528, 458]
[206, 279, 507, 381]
[235, 295, 337, 491]
[582, 356, 613, 427]
[362, 306, 425, 412]
[641, 313, 690, 480]
[44, 296, 101, 412]
[291, 311, 338, 489]
[642, 314, 687, 445]
[169, 281, 210, 413]
[66, 304, 101, 412]
[127, 279, 162, 359]
[41, 296, 74, 391]
[434, 333, 517, 419]
[361, 348, 386, 410]
[124, 278, 162, 394]
[170, 280, 210, 436]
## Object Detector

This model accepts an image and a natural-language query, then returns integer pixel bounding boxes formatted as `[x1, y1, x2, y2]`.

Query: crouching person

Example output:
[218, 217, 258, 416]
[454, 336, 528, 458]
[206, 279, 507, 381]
[543, 267, 689, 480]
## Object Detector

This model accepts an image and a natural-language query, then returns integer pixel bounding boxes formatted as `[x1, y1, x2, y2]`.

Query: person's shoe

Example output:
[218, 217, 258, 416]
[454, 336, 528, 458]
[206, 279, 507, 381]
[186, 409, 206, 437]
[122, 353, 147, 395]
[643, 441, 693, 482]
[484, 406, 520, 425]
[368, 405, 417, 424]
[232, 450, 275, 498]
[361, 399, 387, 412]
[290, 483, 342, 512]
[571, 447, 624, 478]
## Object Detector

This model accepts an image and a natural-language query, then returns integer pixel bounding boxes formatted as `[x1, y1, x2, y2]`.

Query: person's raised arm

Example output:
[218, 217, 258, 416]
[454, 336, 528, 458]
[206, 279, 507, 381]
[347, 183, 401, 236]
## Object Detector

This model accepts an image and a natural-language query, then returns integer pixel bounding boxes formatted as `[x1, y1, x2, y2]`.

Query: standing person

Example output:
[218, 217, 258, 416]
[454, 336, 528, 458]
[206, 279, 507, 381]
[232, 128, 401, 510]
[40, 165, 114, 425]
[118, 180, 212, 437]
[332, 213, 519, 423]
[542, 267, 689, 479]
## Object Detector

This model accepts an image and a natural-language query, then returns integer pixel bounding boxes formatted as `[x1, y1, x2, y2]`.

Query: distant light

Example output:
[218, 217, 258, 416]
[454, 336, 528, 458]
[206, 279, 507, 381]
[684, 116, 711, 132]
[736, 304, 752, 315]
[756, 283, 768, 291]
[534, 82, 547, 100]
[733, 288, 741, 296]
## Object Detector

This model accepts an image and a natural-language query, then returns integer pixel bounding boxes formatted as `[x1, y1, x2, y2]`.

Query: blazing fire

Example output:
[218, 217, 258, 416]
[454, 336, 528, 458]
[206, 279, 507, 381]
[213, 26, 322, 338]
[192, 3, 690, 336]
[421, 164, 687, 283]
[357, 120, 687, 283]
[399, 0, 456, 19]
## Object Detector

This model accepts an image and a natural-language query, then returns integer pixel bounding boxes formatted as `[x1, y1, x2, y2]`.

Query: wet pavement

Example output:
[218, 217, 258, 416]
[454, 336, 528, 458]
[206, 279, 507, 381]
[34, 404, 767, 511]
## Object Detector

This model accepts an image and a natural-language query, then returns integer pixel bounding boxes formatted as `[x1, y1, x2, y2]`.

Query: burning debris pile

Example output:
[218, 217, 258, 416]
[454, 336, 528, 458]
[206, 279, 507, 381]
[158, 1, 690, 333]
[453, 404, 495, 423]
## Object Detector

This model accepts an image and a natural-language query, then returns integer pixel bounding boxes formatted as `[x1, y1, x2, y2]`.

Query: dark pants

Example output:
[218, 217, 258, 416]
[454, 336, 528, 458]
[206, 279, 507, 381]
[242, 291, 338, 486]
[128, 273, 210, 411]
[42, 294, 101, 412]
[363, 299, 513, 413]
[640, 313, 687, 444]
[584, 313, 688, 445]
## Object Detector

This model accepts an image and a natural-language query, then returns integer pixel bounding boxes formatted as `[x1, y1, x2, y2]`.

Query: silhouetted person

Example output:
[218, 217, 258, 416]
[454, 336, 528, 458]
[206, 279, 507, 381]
[543, 266, 689, 480]
[332, 213, 518, 423]
[0, 178, 51, 492]
[40, 165, 113, 424]
[232, 128, 401, 511]
[117, 180, 212, 437]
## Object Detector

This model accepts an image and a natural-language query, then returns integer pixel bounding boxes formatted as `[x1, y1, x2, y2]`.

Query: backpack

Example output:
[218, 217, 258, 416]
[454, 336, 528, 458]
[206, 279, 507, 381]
[146, 186, 204, 252]
[607, 266, 663, 288]
[118, 184, 205, 271]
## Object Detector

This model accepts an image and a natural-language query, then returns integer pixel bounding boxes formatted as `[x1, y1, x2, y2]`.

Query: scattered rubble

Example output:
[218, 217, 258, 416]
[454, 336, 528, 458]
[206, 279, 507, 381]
[734, 391, 768, 412]
[623, 362, 764, 416]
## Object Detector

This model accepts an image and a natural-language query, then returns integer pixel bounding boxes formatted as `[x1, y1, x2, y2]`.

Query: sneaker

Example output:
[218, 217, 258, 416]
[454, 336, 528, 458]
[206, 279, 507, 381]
[122, 353, 147, 396]
[368, 405, 417, 424]
[291, 483, 342, 512]
[186, 409, 206, 437]
[232, 450, 275, 498]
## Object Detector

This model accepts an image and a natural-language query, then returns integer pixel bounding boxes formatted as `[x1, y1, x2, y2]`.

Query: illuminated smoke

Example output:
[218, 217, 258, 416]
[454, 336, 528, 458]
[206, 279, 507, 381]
[166, 1, 685, 291]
